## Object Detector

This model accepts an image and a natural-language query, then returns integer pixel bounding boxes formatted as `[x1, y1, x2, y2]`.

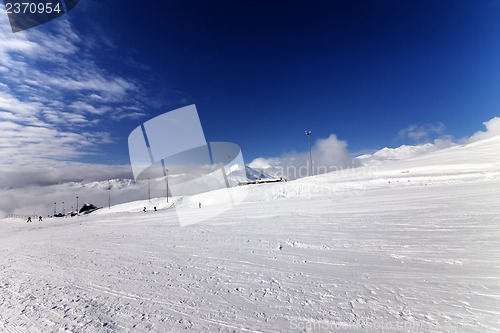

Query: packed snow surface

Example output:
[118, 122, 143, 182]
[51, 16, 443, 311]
[1, 135, 500, 332]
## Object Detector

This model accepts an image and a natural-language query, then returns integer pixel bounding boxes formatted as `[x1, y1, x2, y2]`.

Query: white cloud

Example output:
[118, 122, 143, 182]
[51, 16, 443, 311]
[68, 101, 112, 115]
[468, 117, 500, 142]
[0, 90, 43, 125]
[398, 122, 446, 143]
[249, 134, 359, 180]
[0, 121, 103, 165]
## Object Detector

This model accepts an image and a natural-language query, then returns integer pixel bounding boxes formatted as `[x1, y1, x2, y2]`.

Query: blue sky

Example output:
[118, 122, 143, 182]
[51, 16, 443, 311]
[1, 0, 500, 186]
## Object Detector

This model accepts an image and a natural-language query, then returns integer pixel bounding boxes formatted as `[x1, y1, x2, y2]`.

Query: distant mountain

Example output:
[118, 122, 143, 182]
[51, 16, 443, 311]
[245, 165, 283, 181]
[357, 143, 440, 165]
[78, 179, 136, 190]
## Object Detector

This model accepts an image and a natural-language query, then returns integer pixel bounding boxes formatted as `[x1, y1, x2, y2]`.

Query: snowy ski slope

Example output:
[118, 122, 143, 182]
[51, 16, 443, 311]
[1, 135, 499, 332]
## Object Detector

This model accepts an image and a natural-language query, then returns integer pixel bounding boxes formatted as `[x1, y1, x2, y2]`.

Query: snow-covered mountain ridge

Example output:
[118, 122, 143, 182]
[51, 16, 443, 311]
[357, 142, 437, 165]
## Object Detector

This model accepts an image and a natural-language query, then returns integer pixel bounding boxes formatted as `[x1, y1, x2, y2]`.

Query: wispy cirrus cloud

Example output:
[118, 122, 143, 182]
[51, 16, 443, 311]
[0, 121, 115, 164]
[0, 7, 146, 171]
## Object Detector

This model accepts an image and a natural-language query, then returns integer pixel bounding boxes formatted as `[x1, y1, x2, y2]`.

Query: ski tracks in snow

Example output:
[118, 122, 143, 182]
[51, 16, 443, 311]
[0, 180, 499, 332]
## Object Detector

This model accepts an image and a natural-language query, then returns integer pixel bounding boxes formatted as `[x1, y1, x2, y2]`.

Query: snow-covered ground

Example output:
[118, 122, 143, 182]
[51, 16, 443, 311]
[1, 135, 500, 332]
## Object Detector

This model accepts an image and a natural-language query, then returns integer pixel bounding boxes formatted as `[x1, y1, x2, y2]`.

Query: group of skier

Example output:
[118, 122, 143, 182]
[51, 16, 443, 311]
[26, 201, 204, 222]
[26, 216, 43, 223]
[142, 202, 202, 212]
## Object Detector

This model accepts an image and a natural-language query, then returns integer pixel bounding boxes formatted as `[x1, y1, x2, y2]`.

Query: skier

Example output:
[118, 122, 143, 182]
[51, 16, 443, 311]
[199, 202, 201, 209]
[154, 207, 157, 211]
[143, 207, 147, 212]
[26, 216, 32, 223]
[39, 216, 43, 222]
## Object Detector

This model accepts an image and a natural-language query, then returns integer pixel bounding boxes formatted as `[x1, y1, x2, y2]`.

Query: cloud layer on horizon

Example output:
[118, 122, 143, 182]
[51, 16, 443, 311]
[0, 178, 149, 218]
